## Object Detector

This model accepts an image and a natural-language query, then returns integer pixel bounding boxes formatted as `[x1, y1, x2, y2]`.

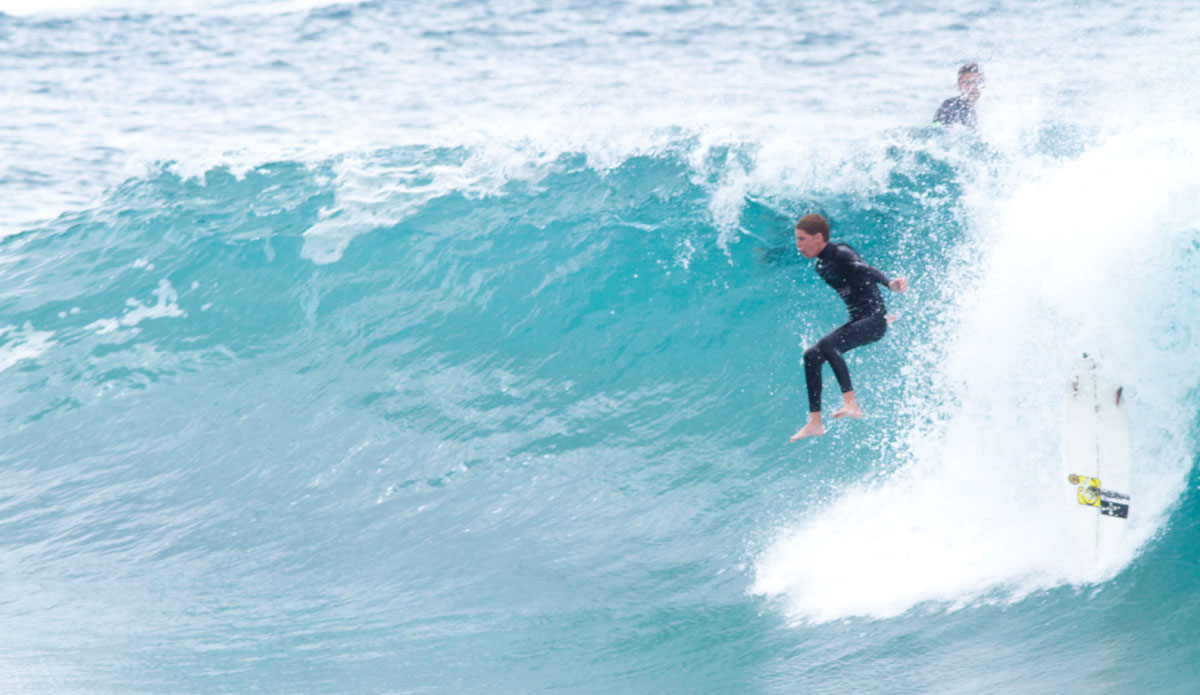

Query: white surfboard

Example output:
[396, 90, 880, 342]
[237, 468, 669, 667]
[1061, 356, 1131, 567]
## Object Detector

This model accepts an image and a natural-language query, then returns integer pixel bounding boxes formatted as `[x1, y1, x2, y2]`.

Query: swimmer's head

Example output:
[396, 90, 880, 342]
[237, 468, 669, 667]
[958, 62, 984, 103]
[795, 214, 829, 258]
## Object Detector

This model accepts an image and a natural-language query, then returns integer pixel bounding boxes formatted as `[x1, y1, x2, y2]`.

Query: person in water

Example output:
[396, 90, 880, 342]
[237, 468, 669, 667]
[933, 62, 984, 128]
[790, 214, 907, 441]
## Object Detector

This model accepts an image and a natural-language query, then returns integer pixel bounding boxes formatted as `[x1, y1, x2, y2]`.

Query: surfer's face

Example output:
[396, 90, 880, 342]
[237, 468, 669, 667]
[959, 72, 983, 102]
[794, 229, 826, 259]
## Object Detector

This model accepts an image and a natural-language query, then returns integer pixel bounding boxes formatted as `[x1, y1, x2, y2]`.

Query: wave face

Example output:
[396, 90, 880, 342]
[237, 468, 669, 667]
[3, 2, 1200, 694]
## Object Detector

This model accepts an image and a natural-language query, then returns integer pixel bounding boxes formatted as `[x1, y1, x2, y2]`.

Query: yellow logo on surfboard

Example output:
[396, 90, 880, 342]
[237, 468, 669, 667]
[1067, 474, 1102, 508]
[1066, 473, 1129, 518]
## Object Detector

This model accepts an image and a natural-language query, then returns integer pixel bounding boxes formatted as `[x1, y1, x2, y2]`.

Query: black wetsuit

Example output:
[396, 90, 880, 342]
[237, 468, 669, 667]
[804, 243, 891, 413]
[933, 96, 976, 128]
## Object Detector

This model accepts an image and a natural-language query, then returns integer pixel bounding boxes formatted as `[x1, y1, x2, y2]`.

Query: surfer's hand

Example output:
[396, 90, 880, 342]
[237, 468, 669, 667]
[888, 277, 907, 292]
[886, 314, 898, 324]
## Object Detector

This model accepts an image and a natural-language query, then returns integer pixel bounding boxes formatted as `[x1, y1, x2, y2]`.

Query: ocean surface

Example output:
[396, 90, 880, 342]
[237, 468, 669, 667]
[2, 1, 1200, 693]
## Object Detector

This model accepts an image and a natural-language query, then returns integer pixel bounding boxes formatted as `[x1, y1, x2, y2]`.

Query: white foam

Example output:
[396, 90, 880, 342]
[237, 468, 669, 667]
[298, 151, 504, 264]
[0, 0, 128, 15]
[0, 323, 55, 373]
[5, 0, 1194, 245]
[85, 279, 186, 334]
[0, 0, 342, 16]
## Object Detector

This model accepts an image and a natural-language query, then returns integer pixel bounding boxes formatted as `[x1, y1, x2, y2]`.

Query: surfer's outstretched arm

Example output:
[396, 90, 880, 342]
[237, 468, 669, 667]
[834, 245, 907, 293]
[885, 278, 907, 323]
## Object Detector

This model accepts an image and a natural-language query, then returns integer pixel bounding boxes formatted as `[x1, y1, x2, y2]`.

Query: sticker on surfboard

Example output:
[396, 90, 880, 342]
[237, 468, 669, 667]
[1065, 473, 1129, 518]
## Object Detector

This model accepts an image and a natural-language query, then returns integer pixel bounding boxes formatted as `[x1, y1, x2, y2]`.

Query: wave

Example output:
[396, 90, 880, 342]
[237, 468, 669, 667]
[3, 120, 1197, 631]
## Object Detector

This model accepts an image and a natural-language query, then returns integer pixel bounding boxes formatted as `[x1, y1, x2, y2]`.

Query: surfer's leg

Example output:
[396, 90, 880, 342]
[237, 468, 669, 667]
[794, 318, 886, 440]
[817, 316, 887, 392]
[792, 344, 829, 441]
[803, 343, 827, 413]
[816, 317, 887, 419]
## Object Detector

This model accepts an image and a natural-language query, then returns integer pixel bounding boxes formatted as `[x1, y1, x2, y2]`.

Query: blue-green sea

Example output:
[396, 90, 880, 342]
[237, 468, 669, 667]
[3, 1, 1200, 693]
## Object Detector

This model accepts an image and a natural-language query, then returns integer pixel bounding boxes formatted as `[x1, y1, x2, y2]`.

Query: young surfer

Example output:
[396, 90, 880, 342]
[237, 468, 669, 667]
[790, 214, 907, 441]
[933, 62, 984, 128]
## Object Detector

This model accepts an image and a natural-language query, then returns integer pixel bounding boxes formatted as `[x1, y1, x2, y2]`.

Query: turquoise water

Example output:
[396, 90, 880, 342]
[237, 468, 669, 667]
[3, 1, 1200, 693]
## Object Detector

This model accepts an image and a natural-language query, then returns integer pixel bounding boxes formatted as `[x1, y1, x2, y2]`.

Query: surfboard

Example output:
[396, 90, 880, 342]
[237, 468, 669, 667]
[1061, 356, 1131, 566]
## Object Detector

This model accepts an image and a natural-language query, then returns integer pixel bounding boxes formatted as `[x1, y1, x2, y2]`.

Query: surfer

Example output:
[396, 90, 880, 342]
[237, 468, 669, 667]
[933, 62, 983, 128]
[790, 214, 907, 441]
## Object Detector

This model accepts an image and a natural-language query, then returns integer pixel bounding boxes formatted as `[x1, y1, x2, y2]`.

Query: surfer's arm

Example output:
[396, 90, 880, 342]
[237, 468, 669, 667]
[834, 246, 892, 286]
[933, 97, 961, 126]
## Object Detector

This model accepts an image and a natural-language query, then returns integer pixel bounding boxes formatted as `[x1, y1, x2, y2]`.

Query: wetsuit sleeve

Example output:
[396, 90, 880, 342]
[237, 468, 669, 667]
[834, 246, 890, 285]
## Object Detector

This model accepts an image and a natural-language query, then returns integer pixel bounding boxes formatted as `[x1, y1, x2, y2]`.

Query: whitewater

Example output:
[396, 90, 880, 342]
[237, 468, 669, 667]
[2, 1, 1199, 693]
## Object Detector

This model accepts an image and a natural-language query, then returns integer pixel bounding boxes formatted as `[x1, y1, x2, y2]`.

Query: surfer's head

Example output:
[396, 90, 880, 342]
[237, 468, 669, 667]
[958, 62, 983, 103]
[794, 214, 829, 259]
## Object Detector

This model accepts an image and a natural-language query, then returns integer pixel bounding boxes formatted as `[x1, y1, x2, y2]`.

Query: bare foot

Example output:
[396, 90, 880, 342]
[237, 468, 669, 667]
[831, 393, 862, 420]
[790, 415, 824, 441]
